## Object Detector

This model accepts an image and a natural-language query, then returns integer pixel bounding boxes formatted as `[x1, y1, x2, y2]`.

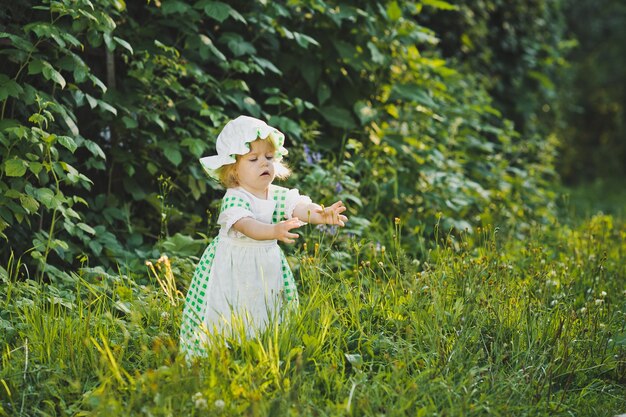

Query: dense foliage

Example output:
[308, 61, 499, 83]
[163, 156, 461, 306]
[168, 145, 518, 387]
[1, 0, 566, 277]
[558, 0, 626, 182]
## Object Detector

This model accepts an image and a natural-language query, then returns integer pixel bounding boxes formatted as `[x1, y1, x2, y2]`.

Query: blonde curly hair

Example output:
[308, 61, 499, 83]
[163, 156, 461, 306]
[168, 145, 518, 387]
[215, 139, 290, 188]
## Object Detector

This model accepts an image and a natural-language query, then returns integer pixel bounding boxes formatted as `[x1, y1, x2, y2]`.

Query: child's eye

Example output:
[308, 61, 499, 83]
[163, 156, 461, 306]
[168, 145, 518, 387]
[266, 154, 274, 160]
[249, 157, 258, 162]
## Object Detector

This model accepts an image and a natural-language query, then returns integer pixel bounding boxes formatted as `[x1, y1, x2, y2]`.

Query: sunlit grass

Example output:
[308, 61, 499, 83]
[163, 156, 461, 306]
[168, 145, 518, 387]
[1, 210, 625, 416]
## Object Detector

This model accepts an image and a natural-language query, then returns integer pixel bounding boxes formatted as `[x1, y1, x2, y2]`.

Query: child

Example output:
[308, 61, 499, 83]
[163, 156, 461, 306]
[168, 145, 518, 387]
[179, 115, 348, 359]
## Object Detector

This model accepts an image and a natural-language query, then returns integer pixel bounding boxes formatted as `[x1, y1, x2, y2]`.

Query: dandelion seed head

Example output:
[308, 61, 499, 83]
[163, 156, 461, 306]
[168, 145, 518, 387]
[595, 299, 604, 305]
[214, 399, 225, 409]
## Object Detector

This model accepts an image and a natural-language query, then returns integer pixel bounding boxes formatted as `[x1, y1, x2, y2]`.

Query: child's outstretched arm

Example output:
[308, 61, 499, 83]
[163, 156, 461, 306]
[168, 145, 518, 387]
[293, 200, 348, 226]
[233, 217, 304, 244]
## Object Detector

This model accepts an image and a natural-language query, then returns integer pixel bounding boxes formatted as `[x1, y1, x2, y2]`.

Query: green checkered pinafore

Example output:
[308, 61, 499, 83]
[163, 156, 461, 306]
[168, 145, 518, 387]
[179, 186, 299, 358]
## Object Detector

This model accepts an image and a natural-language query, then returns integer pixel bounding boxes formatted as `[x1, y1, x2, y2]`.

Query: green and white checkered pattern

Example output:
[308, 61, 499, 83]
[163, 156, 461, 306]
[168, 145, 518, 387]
[272, 187, 288, 224]
[180, 190, 299, 358]
[179, 235, 220, 357]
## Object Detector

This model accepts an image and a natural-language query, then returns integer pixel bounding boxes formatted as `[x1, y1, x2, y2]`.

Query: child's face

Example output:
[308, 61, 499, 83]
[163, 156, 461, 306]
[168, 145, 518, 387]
[236, 139, 276, 195]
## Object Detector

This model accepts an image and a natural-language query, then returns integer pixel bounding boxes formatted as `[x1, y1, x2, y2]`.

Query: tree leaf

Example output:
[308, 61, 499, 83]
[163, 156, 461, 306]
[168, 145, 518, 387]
[5, 159, 27, 177]
[42, 62, 66, 89]
[113, 36, 133, 54]
[34, 188, 56, 209]
[20, 194, 40, 214]
[198, 0, 232, 23]
[318, 106, 358, 130]
[0, 75, 24, 100]
[85, 94, 98, 109]
[58, 136, 78, 153]
[422, 0, 457, 10]
[98, 100, 117, 115]
[77, 222, 96, 235]
[386, 1, 402, 21]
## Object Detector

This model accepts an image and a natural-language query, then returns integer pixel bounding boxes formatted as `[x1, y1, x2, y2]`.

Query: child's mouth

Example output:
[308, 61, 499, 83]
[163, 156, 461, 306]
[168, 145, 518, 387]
[260, 171, 270, 176]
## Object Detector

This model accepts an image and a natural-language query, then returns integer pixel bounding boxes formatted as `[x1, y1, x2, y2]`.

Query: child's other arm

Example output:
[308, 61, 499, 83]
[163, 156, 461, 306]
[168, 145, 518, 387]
[233, 217, 303, 244]
[293, 201, 348, 226]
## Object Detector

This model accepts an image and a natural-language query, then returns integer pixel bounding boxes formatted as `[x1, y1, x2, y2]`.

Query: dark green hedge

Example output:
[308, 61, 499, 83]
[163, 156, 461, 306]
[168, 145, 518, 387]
[0, 0, 565, 278]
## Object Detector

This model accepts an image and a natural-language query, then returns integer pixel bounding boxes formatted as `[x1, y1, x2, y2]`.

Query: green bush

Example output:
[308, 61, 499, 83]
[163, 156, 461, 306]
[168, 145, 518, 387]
[1, 0, 563, 277]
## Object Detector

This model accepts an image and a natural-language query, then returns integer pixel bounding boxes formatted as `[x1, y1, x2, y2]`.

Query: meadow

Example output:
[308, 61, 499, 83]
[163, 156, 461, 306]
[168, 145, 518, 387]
[1, 187, 625, 417]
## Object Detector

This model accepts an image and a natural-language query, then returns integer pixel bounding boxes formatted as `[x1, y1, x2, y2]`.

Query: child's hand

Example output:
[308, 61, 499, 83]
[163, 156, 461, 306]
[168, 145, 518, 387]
[317, 201, 348, 227]
[275, 217, 305, 244]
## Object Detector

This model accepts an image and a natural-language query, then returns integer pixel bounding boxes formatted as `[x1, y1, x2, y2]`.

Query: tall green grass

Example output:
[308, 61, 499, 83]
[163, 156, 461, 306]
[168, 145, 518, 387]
[1, 209, 625, 416]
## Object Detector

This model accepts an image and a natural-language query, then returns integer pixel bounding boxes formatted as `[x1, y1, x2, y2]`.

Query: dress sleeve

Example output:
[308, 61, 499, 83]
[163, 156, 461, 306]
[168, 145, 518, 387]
[217, 191, 255, 235]
[284, 188, 312, 220]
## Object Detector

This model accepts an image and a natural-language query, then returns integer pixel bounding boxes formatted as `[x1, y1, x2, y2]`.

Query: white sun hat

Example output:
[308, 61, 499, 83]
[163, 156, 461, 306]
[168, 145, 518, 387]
[199, 115, 289, 180]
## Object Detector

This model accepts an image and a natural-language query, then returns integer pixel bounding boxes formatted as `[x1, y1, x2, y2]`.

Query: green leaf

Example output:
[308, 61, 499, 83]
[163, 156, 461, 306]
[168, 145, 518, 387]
[113, 36, 133, 54]
[386, 1, 402, 21]
[422, 0, 457, 10]
[58, 136, 78, 153]
[293, 32, 320, 49]
[29, 162, 43, 176]
[77, 222, 96, 235]
[390, 84, 438, 109]
[28, 59, 44, 75]
[20, 194, 40, 214]
[98, 100, 117, 115]
[367, 41, 384, 64]
[42, 62, 66, 89]
[122, 116, 138, 129]
[85, 140, 106, 160]
[317, 83, 331, 105]
[0, 75, 24, 100]
[197, 0, 232, 23]
[85, 94, 98, 109]
[319, 106, 357, 130]
[162, 0, 191, 15]
[181, 138, 206, 158]
[89, 74, 107, 93]
[34, 188, 56, 209]
[5, 159, 27, 177]
[198, 34, 226, 61]
[251, 56, 282, 75]
[0, 32, 34, 52]
[221, 33, 256, 57]
[162, 143, 183, 166]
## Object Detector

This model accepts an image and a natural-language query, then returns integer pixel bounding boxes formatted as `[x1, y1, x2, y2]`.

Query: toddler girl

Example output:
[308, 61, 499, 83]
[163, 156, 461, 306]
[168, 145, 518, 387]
[179, 115, 348, 359]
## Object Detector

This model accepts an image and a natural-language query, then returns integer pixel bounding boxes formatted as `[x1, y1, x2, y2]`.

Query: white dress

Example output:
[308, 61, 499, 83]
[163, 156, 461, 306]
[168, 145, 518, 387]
[179, 184, 310, 358]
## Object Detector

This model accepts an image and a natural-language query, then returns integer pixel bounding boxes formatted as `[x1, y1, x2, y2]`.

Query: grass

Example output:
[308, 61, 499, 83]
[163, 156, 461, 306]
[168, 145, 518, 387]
[1, 190, 625, 416]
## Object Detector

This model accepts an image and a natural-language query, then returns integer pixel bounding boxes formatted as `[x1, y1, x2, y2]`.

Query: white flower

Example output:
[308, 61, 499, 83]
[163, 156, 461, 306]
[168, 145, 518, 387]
[214, 399, 226, 409]
[595, 299, 604, 306]
[600, 291, 607, 298]
[192, 392, 207, 410]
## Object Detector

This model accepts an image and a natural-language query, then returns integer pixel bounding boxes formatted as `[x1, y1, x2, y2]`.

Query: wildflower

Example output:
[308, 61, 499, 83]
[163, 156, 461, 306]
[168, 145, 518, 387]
[394, 217, 401, 225]
[303, 144, 313, 164]
[192, 392, 207, 410]
[303, 144, 322, 164]
[335, 181, 344, 193]
[378, 261, 384, 267]
[595, 299, 604, 306]
[579, 307, 587, 314]
[214, 399, 226, 409]
[600, 291, 607, 298]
